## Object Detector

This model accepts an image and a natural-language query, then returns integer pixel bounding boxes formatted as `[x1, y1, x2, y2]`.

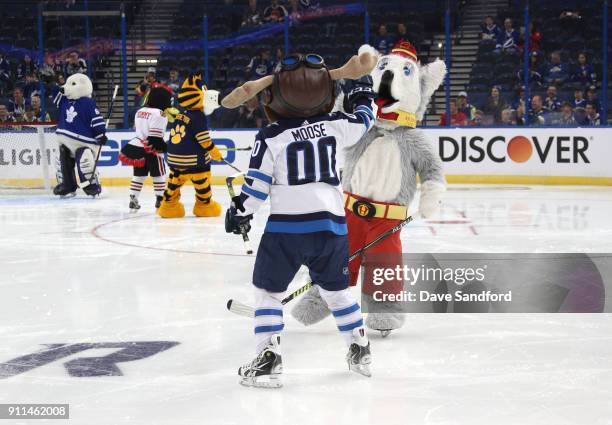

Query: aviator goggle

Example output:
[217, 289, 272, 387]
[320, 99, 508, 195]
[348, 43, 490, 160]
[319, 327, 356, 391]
[279, 53, 326, 71]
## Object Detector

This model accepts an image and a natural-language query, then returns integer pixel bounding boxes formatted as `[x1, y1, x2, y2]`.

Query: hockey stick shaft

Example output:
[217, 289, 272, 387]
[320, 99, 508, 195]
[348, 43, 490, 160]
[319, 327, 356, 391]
[226, 173, 253, 255]
[227, 214, 415, 317]
[81, 85, 119, 188]
[218, 146, 252, 151]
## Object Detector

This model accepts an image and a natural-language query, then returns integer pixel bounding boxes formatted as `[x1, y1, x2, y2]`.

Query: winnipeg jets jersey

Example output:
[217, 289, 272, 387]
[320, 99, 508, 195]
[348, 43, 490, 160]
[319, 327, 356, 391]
[239, 101, 375, 236]
[54, 92, 106, 144]
[134, 107, 167, 143]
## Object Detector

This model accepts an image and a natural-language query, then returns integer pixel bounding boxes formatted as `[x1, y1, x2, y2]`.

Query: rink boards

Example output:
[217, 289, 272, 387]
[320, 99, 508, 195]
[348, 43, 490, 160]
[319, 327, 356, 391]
[2, 127, 612, 186]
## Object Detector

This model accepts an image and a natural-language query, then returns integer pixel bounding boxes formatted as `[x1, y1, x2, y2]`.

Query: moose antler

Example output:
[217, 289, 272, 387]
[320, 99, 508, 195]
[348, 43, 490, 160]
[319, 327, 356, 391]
[221, 48, 377, 109]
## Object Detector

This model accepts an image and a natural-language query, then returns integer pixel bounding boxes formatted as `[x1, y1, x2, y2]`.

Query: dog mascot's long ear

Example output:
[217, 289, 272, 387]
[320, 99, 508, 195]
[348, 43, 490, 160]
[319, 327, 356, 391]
[416, 59, 447, 121]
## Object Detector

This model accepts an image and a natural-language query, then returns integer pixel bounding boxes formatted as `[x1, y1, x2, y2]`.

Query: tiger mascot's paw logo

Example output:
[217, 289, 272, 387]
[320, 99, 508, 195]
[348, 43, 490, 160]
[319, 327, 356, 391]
[170, 125, 186, 144]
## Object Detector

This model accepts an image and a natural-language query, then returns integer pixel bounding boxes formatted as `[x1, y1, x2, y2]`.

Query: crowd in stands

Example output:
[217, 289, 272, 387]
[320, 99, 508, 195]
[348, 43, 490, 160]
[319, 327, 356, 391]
[462, 5, 607, 127]
[0, 49, 90, 124]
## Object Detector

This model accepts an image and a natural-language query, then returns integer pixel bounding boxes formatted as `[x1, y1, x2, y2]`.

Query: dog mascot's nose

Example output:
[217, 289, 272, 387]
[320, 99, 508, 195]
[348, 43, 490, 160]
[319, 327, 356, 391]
[380, 70, 394, 87]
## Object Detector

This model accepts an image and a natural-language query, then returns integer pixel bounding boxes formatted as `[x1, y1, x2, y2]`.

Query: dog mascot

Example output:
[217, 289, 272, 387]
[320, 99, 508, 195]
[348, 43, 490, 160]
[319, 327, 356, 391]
[157, 74, 223, 218]
[53, 73, 107, 197]
[292, 42, 447, 336]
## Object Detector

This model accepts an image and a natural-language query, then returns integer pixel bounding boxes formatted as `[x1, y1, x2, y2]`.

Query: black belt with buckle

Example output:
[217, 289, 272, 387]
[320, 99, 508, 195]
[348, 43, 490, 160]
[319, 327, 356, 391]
[352, 200, 376, 218]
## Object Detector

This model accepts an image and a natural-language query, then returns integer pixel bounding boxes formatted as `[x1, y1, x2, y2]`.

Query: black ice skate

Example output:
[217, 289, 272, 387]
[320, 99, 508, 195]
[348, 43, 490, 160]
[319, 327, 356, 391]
[129, 194, 141, 212]
[238, 334, 282, 388]
[346, 327, 372, 377]
[155, 195, 163, 209]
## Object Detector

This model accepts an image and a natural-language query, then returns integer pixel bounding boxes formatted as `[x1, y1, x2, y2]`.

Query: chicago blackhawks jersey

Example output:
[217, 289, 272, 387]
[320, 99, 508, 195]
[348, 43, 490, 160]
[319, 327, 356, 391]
[54, 92, 106, 144]
[238, 101, 376, 235]
[133, 107, 168, 144]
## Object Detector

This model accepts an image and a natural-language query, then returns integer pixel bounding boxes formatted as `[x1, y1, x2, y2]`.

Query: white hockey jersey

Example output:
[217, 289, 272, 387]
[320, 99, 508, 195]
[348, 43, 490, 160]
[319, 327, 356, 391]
[238, 102, 376, 236]
[133, 107, 167, 144]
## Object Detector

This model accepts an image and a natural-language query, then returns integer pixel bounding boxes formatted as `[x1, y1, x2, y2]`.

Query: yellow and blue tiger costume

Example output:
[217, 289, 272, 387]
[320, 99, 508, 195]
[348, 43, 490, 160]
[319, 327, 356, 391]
[157, 74, 223, 218]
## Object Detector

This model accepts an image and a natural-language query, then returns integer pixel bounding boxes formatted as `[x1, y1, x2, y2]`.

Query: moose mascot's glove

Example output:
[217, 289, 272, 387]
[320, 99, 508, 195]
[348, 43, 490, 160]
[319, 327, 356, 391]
[225, 208, 253, 235]
[342, 75, 376, 113]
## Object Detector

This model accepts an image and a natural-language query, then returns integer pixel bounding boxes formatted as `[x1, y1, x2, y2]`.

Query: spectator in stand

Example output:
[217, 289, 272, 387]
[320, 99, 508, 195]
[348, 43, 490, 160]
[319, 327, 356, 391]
[39, 52, 56, 85]
[245, 49, 274, 80]
[0, 104, 15, 123]
[573, 88, 587, 109]
[64, 50, 87, 76]
[500, 108, 517, 125]
[236, 97, 265, 128]
[516, 102, 525, 125]
[0, 53, 11, 95]
[512, 85, 529, 110]
[483, 86, 507, 124]
[373, 24, 395, 55]
[263, 0, 288, 22]
[396, 23, 410, 44]
[517, 52, 544, 88]
[23, 73, 41, 99]
[571, 52, 596, 87]
[496, 18, 519, 53]
[17, 54, 37, 83]
[49, 73, 65, 100]
[242, 0, 262, 27]
[518, 22, 541, 53]
[543, 85, 561, 112]
[586, 85, 600, 113]
[456, 91, 475, 121]
[469, 109, 483, 126]
[480, 16, 501, 42]
[556, 102, 577, 125]
[529, 95, 547, 125]
[584, 102, 600, 125]
[24, 95, 51, 122]
[439, 99, 468, 126]
[8, 87, 29, 120]
[544, 51, 570, 86]
[134, 67, 157, 106]
[164, 68, 181, 94]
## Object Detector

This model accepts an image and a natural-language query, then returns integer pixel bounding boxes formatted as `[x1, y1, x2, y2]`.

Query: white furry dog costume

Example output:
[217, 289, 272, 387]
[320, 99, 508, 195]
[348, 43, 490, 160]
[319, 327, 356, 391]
[292, 42, 447, 336]
[53, 73, 107, 197]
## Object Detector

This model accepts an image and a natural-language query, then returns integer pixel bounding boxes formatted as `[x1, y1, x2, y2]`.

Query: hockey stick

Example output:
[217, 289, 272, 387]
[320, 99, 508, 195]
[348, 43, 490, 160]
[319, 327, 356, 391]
[218, 146, 252, 152]
[227, 214, 415, 318]
[226, 171, 254, 255]
[80, 84, 119, 188]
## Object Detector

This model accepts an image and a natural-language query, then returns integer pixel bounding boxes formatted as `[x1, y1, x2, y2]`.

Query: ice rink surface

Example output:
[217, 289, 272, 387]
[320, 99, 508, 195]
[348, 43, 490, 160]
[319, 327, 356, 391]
[1, 184, 612, 425]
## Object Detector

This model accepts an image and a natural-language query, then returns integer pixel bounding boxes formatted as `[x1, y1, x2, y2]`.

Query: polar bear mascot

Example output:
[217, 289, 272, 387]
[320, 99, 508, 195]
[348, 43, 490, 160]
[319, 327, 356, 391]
[292, 41, 447, 336]
[53, 73, 107, 197]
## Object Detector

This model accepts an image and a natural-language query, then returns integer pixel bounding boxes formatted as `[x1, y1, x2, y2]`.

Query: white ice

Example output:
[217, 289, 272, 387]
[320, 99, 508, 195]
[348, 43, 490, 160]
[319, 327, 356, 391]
[1, 185, 612, 425]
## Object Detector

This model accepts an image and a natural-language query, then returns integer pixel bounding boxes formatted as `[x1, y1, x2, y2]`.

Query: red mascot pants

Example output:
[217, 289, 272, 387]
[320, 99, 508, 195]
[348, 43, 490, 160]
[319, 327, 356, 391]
[345, 193, 405, 298]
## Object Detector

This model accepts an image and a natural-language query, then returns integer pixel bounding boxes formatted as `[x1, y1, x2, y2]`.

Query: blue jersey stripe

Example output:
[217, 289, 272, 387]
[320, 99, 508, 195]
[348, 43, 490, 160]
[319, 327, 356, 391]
[255, 308, 283, 317]
[337, 319, 364, 332]
[242, 184, 268, 201]
[254, 324, 285, 334]
[332, 303, 360, 317]
[247, 169, 273, 185]
[268, 211, 346, 224]
[265, 219, 348, 235]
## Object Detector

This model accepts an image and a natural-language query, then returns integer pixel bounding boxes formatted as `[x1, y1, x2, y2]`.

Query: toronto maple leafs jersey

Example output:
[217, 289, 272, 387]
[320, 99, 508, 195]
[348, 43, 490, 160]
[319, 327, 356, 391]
[54, 92, 106, 144]
[238, 100, 376, 235]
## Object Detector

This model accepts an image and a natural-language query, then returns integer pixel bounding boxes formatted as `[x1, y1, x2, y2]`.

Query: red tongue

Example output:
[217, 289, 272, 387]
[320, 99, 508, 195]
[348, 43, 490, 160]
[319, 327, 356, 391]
[375, 98, 391, 109]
